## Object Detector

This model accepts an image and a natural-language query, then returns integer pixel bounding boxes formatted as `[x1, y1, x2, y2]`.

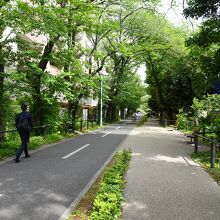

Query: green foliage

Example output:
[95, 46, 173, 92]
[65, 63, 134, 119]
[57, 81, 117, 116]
[176, 108, 193, 131]
[214, 116, 220, 141]
[183, 0, 219, 19]
[136, 114, 148, 127]
[29, 133, 64, 150]
[113, 73, 146, 110]
[0, 132, 66, 159]
[29, 136, 45, 150]
[1, 95, 19, 130]
[0, 139, 18, 149]
[184, 1, 220, 96]
[122, 8, 195, 118]
[1, 0, 218, 145]
[0, 136, 20, 159]
[192, 95, 220, 127]
[0, 147, 16, 159]
[176, 95, 220, 134]
[45, 133, 64, 144]
[89, 150, 131, 220]
[186, 19, 220, 47]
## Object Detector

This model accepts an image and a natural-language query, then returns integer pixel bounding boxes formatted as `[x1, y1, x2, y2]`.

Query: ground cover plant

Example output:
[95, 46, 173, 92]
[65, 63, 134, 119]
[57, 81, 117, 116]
[0, 122, 101, 160]
[191, 151, 220, 184]
[69, 149, 132, 220]
[0, 133, 67, 160]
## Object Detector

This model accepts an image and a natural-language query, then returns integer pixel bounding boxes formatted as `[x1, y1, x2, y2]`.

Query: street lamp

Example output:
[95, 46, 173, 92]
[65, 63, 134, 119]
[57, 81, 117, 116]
[100, 73, 103, 127]
[99, 70, 105, 127]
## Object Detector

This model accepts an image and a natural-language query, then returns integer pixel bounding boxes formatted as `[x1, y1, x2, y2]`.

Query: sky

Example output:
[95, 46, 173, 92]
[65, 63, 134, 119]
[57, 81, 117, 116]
[158, 0, 187, 26]
[158, 0, 202, 31]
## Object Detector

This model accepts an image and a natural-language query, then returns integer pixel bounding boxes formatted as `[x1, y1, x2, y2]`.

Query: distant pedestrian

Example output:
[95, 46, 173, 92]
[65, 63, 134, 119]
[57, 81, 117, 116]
[132, 112, 137, 123]
[14, 103, 33, 163]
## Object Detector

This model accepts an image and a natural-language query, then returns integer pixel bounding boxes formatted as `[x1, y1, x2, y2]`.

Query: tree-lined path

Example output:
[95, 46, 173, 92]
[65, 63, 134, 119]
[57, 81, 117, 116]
[121, 119, 220, 220]
[0, 123, 134, 220]
[1, 119, 220, 219]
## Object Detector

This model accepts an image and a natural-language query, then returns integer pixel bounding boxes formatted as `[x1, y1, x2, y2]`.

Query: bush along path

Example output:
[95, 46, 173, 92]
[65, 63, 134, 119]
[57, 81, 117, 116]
[0, 133, 77, 160]
[69, 149, 132, 220]
[136, 115, 148, 127]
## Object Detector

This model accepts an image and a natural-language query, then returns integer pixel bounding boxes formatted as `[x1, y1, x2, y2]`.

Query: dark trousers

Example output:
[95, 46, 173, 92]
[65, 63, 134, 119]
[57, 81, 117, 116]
[16, 131, 30, 159]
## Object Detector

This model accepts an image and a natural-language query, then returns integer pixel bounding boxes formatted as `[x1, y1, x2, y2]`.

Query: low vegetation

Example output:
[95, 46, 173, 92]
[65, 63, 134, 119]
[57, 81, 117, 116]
[0, 121, 102, 160]
[175, 95, 220, 183]
[69, 149, 132, 220]
[0, 133, 73, 160]
[136, 115, 148, 127]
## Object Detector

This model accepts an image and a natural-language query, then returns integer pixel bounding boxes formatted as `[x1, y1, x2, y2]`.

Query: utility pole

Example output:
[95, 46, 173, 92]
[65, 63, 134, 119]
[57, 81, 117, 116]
[100, 75, 103, 127]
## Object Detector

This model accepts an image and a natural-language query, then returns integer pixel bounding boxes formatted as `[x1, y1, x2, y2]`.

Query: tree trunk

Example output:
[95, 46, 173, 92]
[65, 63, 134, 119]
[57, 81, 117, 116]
[68, 100, 79, 132]
[31, 39, 56, 129]
[120, 107, 124, 119]
[106, 101, 117, 122]
[147, 56, 174, 120]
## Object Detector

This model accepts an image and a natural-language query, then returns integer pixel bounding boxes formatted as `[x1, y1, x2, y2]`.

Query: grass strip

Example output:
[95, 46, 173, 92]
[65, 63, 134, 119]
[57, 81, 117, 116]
[69, 149, 132, 220]
[0, 125, 102, 160]
[0, 132, 78, 160]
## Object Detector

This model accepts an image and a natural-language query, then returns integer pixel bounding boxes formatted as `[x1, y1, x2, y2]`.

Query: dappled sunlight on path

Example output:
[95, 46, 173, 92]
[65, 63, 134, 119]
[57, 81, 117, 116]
[121, 118, 220, 220]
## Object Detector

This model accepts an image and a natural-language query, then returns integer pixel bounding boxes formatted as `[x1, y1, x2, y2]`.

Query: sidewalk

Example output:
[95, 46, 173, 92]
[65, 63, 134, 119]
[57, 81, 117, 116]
[120, 119, 220, 220]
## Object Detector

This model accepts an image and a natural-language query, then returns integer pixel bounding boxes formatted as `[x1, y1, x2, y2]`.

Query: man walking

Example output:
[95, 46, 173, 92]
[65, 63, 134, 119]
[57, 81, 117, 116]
[14, 103, 33, 163]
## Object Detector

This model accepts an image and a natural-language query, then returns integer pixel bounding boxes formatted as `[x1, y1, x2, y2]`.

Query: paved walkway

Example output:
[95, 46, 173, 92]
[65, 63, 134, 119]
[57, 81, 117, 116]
[120, 119, 220, 220]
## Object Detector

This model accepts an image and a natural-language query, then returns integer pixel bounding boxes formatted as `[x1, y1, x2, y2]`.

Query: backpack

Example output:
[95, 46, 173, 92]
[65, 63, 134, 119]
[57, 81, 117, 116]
[18, 114, 29, 131]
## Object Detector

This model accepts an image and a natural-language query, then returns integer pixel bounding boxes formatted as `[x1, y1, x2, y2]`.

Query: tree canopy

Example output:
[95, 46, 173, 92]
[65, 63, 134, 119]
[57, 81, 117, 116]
[0, 0, 219, 130]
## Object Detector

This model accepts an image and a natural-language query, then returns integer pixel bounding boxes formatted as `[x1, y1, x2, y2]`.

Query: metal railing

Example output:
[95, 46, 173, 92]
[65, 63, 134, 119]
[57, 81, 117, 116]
[0, 125, 51, 143]
[0, 119, 98, 143]
[194, 131, 220, 169]
[66, 119, 98, 133]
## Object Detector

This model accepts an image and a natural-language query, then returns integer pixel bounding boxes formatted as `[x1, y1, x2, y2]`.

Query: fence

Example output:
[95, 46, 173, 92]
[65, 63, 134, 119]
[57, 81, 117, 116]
[159, 120, 220, 169]
[193, 131, 220, 169]
[65, 119, 98, 133]
[0, 119, 98, 144]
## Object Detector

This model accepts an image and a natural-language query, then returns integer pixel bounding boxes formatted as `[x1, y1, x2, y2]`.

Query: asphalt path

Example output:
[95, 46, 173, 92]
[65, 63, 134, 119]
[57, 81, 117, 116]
[0, 121, 134, 220]
[121, 119, 220, 220]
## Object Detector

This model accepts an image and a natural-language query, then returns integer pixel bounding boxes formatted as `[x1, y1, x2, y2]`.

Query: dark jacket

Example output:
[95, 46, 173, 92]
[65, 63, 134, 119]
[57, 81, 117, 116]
[16, 111, 33, 132]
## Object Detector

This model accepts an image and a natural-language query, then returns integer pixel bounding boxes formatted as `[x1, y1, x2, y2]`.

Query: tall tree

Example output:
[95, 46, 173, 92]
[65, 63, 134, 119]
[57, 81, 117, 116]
[184, 0, 220, 95]
[0, 0, 18, 132]
[124, 9, 194, 118]
[100, 0, 155, 122]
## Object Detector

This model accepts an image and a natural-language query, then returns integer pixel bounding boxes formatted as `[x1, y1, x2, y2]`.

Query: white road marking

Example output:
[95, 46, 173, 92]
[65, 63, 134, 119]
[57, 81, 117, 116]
[101, 131, 111, 137]
[62, 144, 90, 159]
[116, 126, 120, 129]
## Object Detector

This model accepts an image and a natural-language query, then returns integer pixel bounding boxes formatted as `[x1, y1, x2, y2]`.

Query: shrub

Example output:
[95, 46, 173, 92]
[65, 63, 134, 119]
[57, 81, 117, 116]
[177, 95, 220, 132]
[29, 136, 45, 149]
[0, 139, 20, 159]
[176, 108, 191, 130]
[214, 116, 220, 141]
[0, 148, 16, 158]
[45, 133, 64, 144]
[136, 115, 148, 127]
[89, 150, 131, 220]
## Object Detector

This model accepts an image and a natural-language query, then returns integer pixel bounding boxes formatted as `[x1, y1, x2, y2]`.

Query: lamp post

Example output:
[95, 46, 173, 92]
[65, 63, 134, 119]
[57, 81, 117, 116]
[100, 74, 103, 127]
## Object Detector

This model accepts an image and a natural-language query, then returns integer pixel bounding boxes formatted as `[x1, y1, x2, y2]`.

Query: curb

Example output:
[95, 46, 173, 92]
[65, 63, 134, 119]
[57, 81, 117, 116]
[58, 124, 134, 220]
